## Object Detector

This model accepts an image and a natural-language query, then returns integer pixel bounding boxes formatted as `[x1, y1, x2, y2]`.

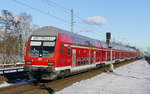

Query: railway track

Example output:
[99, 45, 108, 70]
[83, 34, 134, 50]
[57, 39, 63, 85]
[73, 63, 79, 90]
[0, 71, 29, 84]
[0, 66, 25, 82]
[0, 59, 140, 94]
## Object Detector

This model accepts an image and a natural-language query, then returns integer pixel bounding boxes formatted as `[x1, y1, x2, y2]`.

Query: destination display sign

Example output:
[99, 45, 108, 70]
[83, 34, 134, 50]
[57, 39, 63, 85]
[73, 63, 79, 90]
[31, 36, 56, 41]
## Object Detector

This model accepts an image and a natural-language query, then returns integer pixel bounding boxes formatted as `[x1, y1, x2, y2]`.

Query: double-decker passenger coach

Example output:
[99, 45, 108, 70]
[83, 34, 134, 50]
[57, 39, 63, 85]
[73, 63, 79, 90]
[24, 26, 140, 80]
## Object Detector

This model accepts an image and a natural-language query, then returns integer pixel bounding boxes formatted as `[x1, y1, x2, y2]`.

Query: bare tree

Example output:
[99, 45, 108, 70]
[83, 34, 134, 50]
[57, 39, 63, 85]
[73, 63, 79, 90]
[0, 10, 36, 65]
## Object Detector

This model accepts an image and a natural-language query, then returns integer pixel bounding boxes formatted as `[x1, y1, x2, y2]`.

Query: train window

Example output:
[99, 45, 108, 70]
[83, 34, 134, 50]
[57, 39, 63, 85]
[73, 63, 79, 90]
[82, 58, 84, 64]
[42, 41, 55, 57]
[29, 36, 57, 57]
[96, 51, 99, 55]
[68, 46, 71, 55]
[107, 56, 110, 61]
[90, 57, 92, 64]
[78, 58, 81, 66]
[102, 51, 106, 56]
[86, 58, 88, 63]
[84, 58, 86, 64]
[29, 41, 55, 57]
[80, 58, 82, 65]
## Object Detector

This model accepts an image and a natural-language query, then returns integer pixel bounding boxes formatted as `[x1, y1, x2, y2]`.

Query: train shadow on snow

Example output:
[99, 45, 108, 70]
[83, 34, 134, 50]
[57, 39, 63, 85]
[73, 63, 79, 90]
[31, 79, 54, 94]
[40, 84, 54, 94]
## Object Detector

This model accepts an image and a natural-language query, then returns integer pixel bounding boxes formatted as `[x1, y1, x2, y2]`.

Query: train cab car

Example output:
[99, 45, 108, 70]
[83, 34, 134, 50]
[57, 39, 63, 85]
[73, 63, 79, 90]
[24, 27, 60, 79]
[24, 26, 104, 79]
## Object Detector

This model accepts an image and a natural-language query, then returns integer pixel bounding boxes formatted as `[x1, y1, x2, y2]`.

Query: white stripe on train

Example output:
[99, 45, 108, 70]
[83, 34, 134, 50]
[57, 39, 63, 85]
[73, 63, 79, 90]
[29, 58, 135, 73]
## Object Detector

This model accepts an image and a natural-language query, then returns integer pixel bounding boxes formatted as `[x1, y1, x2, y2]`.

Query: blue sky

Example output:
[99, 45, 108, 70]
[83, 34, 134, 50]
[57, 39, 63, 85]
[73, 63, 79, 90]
[0, 0, 150, 51]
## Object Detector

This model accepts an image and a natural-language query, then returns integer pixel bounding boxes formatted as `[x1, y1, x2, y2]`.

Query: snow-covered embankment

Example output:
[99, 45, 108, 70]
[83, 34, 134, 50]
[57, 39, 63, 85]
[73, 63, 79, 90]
[56, 59, 150, 94]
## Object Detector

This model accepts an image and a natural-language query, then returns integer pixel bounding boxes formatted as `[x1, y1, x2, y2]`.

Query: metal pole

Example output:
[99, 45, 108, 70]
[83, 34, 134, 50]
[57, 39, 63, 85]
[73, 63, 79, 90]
[71, 8, 74, 32]
[109, 46, 114, 72]
[19, 34, 23, 58]
[106, 32, 114, 72]
[16, 21, 23, 61]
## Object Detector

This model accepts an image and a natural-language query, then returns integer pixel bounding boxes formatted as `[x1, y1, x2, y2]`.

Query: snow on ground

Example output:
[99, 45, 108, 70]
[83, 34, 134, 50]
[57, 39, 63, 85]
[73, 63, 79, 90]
[0, 82, 12, 88]
[56, 59, 150, 94]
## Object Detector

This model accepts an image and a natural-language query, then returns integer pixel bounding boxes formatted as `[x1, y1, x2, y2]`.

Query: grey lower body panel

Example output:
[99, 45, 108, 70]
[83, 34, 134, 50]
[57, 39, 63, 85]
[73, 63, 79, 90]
[24, 66, 59, 80]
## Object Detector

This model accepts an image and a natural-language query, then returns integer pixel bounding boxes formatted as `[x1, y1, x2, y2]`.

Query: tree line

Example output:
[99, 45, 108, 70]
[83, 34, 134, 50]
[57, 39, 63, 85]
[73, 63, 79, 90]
[0, 10, 37, 64]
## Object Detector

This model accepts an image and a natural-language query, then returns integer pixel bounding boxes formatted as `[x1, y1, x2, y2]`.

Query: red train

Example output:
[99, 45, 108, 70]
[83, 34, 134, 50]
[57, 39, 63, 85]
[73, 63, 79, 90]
[24, 26, 140, 80]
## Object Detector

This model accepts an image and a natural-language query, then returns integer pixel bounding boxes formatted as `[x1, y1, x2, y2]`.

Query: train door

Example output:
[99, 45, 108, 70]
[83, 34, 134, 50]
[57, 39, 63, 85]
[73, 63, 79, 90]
[102, 50, 106, 61]
[105, 50, 108, 61]
[89, 49, 92, 64]
[93, 51, 96, 63]
[72, 49, 76, 67]
[119, 52, 121, 59]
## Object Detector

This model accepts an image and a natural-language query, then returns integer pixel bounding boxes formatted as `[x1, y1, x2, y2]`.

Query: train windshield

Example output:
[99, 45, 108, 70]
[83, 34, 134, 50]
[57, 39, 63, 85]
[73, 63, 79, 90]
[29, 36, 56, 57]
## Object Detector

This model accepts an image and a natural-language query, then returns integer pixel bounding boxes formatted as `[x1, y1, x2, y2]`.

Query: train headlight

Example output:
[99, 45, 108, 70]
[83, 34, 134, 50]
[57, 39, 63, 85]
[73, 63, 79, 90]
[48, 62, 53, 65]
[26, 61, 32, 64]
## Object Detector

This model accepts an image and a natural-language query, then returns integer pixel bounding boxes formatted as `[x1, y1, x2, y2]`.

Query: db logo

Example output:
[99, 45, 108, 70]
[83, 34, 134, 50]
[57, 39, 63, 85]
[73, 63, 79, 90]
[38, 58, 42, 61]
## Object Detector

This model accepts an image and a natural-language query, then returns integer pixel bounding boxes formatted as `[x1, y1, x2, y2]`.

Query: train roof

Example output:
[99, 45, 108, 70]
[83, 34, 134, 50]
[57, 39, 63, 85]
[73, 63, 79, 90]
[32, 26, 97, 41]
[32, 26, 137, 52]
[32, 26, 102, 47]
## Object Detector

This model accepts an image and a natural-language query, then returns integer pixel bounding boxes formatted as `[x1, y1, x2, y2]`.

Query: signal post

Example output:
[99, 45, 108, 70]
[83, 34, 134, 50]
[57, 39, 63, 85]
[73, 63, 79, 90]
[106, 32, 114, 72]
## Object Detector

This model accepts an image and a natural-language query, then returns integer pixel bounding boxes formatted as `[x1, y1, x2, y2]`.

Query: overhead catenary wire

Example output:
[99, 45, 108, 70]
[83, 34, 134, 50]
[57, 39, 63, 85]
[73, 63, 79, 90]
[45, 0, 86, 21]
[13, 0, 106, 39]
[38, 0, 133, 46]
[44, 0, 70, 14]
[43, 0, 105, 35]
[13, 0, 69, 24]
[43, 0, 90, 29]
[44, 0, 89, 23]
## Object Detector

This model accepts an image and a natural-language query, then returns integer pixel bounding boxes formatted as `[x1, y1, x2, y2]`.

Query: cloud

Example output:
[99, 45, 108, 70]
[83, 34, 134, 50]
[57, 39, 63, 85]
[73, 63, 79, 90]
[82, 16, 107, 25]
